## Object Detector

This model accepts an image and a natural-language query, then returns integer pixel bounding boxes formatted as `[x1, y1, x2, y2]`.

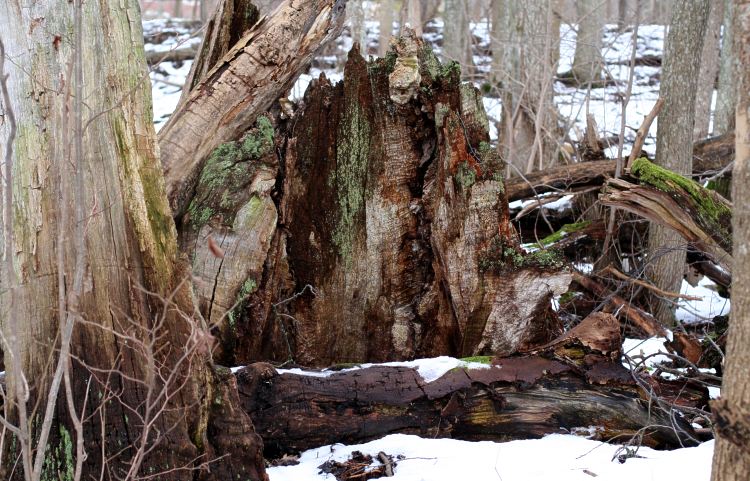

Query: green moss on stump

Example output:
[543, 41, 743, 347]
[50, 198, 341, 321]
[479, 236, 565, 273]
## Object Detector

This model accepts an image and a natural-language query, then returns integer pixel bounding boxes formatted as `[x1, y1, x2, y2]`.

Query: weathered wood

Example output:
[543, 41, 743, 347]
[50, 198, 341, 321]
[236, 355, 701, 458]
[159, 0, 346, 218]
[146, 44, 199, 65]
[248, 31, 571, 367]
[505, 132, 735, 201]
[600, 158, 732, 271]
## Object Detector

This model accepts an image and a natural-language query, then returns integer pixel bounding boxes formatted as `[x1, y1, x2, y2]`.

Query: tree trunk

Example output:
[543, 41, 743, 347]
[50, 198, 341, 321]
[378, 0, 395, 57]
[214, 31, 571, 367]
[0, 1, 265, 480]
[694, 1, 723, 140]
[572, 0, 605, 84]
[158, 0, 346, 218]
[647, 0, 710, 326]
[400, 0, 423, 36]
[714, 0, 738, 135]
[443, 0, 475, 78]
[710, 2, 750, 480]
[348, 0, 368, 55]
[499, 0, 560, 175]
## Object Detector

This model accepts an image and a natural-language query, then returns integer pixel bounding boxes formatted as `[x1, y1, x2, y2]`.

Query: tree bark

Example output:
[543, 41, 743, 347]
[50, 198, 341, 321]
[158, 0, 346, 218]
[648, 0, 710, 326]
[710, 2, 750, 480]
[694, 1, 723, 140]
[0, 1, 266, 479]
[216, 31, 571, 368]
[237, 314, 702, 457]
[571, 0, 605, 84]
[443, 0, 475, 77]
[377, 0, 395, 57]
[714, 0, 738, 135]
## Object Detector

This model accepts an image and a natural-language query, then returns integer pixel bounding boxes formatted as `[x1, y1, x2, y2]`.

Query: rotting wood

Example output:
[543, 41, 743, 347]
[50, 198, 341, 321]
[236, 353, 700, 458]
[572, 272, 667, 337]
[159, 0, 347, 218]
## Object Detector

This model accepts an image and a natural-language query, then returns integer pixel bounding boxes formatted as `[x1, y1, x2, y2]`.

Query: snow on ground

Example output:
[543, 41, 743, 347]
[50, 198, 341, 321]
[268, 433, 714, 481]
[677, 278, 730, 324]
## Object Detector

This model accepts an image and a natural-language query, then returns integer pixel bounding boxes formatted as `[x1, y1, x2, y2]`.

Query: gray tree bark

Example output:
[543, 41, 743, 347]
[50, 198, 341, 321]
[694, 1, 723, 140]
[378, 0, 395, 56]
[647, 0, 710, 326]
[715, 0, 739, 134]
[443, 0, 475, 77]
[710, 1, 750, 479]
[572, 0, 605, 83]
[0, 0, 266, 479]
[400, 0, 423, 36]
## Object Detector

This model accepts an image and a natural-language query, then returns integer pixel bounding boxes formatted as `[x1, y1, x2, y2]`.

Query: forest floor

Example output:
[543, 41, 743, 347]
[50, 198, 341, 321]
[144, 15, 724, 481]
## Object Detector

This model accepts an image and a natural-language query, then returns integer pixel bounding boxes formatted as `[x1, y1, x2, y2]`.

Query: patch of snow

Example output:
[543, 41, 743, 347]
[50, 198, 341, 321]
[275, 356, 490, 384]
[268, 433, 714, 481]
[676, 278, 730, 324]
[622, 336, 671, 369]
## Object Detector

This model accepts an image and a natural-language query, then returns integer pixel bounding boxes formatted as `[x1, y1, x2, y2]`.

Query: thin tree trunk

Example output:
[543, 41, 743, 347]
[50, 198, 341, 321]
[710, 2, 750, 480]
[572, 0, 604, 83]
[349, 0, 368, 54]
[0, 0, 266, 479]
[715, 0, 738, 135]
[647, 0, 710, 326]
[443, 0, 475, 77]
[500, 0, 560, 175]
[400, 0, 423, 36]
[378, 0, 395, 57]
[694, 1, 723, 140]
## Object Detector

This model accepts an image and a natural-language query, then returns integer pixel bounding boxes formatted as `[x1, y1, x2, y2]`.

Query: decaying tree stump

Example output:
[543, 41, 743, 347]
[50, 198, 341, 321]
[264, 31, 570, 366]
[177, 28, 573, 366]
[235, 314, 703, 458]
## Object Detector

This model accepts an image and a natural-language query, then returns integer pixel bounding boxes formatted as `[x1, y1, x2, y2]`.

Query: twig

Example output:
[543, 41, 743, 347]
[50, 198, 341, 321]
[626, 97, 664, 169]
[602, 266, 702, 300]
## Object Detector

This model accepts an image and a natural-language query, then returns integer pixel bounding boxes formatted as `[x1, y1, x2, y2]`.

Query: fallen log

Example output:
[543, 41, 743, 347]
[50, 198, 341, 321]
[600, 158, 732, 274]
[159, 0, 346, 217]
[236, 355, 700, 458]
[505, 132, 735, 202]
[146, 44, 199, 65]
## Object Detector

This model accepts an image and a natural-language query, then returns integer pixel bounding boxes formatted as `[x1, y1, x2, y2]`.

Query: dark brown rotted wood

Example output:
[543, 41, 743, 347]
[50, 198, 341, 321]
[236, 357, 701, 458]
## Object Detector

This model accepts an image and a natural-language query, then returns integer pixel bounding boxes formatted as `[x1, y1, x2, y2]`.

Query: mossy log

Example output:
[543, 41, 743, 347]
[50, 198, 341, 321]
[236, 355, 702, 458]
[505, 131, 735, 202]
[601, 158, 732, 275]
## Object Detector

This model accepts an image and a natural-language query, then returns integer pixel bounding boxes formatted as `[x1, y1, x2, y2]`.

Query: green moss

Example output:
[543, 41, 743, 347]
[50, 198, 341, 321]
[631, 157, 731, 243]
[456, 161, 477, 190]
[228, 277, 258, 329]
[559, 291, 581, 304]
[538, 221, 591, 247]
[460, 356, 492, 364]
[479, 236, 565, 273]
[187, 116, 275, 231]
[331, 96, 371, 266]
[438, 60, 461, 82]
[41, 425, 74, 481]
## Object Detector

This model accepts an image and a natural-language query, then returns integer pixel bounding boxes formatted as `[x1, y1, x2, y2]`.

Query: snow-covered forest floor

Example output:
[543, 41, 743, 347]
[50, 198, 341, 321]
[144, 15, 724, 481]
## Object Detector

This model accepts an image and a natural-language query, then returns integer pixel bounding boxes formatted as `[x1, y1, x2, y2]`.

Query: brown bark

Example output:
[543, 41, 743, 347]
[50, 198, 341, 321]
[240, 31, 571, 368]
[237, 315, 701, 457]
[158, 0, 346, 218]
[0, 0, 266, 479]
[710, 2, 750, 479]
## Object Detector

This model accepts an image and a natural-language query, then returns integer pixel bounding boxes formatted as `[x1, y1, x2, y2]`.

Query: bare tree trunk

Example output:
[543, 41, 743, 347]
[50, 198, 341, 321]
[0, 0, 266, 479]
[349, 0, 368, 54]
[572, 0, 605, 83]
[490, 0, 506, 90]
[499, 0, 560, 175]
[400, 0, 422, 36]
[443, 0, 475, 77]
[715, 0, 738, 134]
[710, 2, 750, 480]
[378, 0, 395, 56]
[647, 0, 710, 326]
[694, 1, 723, 140]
